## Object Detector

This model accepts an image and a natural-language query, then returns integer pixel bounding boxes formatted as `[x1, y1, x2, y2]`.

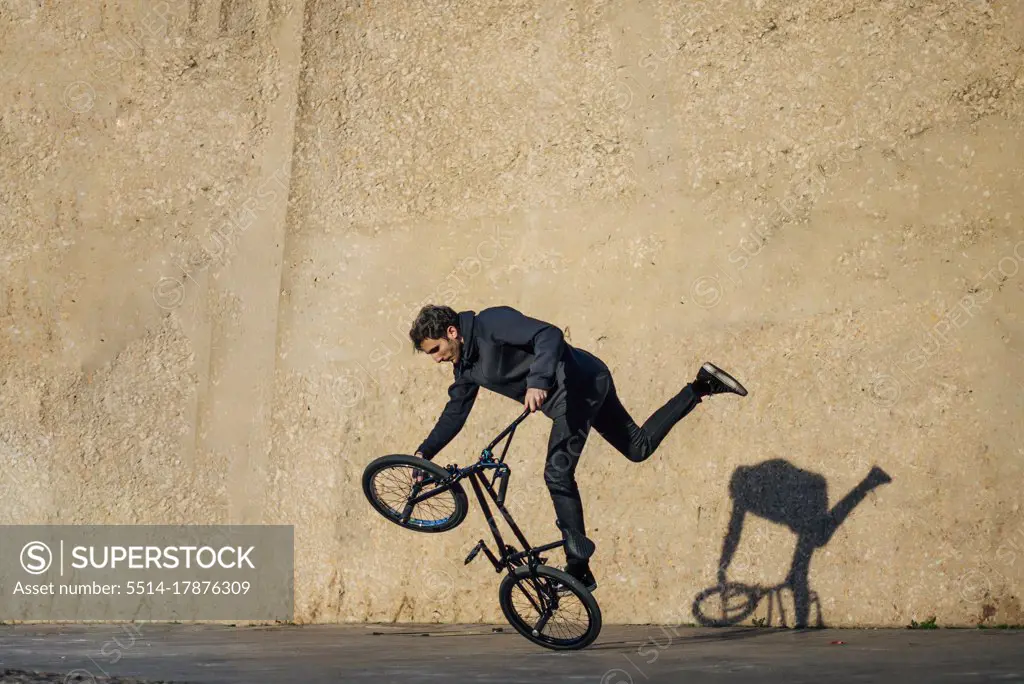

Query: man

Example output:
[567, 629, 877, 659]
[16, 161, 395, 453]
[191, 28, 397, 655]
[409, 304, 748, 591]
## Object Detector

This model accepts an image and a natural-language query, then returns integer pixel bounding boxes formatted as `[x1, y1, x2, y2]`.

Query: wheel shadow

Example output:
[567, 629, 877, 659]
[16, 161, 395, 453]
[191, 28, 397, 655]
[692, 460, 893, 628]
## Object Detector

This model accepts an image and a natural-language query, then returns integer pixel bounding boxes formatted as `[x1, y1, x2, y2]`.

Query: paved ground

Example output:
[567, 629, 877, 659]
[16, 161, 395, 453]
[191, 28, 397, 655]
[0, 624, 1022, 683]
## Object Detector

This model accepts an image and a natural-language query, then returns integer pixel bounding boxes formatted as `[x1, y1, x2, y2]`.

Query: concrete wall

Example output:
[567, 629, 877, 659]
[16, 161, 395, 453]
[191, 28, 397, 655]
[2, 0, 1023, 626]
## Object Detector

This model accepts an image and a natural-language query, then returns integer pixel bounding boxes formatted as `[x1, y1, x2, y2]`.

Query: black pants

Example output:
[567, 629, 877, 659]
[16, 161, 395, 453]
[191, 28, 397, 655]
[544, 373, 703, 568]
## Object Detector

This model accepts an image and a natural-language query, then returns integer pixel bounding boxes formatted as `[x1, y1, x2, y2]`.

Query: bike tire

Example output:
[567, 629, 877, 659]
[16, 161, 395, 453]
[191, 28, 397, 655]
[498, 564, 602, 650]
[362, 454, 469, 533]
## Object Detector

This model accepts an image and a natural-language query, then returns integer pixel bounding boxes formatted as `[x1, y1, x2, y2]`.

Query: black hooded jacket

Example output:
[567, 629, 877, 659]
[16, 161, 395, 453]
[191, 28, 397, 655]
[416, 306, 609, 459]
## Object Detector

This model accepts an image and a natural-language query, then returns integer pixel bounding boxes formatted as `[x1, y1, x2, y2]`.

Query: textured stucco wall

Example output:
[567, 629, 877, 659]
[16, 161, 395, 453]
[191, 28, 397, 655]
[2, 0, 1023, 627]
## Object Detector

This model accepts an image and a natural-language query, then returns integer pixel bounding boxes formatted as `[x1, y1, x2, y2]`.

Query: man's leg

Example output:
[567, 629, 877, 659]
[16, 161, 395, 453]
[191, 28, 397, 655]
[544, 393, 599, 588]
[593, 363, 747, 463]
[591, 376, 700, 463]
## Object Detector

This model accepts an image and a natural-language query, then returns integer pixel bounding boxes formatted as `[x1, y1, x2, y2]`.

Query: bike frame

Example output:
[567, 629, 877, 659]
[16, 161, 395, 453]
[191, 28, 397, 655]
[404, 408, 565, 573]
[400, 409, 588, 639]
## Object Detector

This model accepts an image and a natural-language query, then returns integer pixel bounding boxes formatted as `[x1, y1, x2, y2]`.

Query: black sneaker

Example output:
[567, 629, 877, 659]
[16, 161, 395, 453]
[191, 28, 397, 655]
[560, 565, 597, 593]
[695, 362, 748, 397]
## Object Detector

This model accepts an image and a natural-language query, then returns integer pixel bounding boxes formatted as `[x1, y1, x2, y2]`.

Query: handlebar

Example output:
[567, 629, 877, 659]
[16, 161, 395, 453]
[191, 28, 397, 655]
[483, 408, 533, 454]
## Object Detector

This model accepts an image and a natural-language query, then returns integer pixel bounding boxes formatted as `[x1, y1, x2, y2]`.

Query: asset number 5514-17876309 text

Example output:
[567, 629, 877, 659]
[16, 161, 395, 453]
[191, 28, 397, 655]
[125, 580, 251, 595]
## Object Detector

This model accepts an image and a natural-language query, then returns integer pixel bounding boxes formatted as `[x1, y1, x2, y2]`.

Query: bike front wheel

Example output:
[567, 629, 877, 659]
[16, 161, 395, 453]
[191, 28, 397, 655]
[362, 454, 469, 533]
[691, 582, 762, 627]
[498, 564, 602, 650]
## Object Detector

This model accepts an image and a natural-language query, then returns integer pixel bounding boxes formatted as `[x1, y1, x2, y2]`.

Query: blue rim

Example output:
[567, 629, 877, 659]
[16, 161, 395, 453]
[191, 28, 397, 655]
[408, 516, 451, 528]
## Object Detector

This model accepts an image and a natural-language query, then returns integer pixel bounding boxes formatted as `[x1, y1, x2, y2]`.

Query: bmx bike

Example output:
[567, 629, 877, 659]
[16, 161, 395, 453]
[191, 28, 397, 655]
[361, 408, 602, 650]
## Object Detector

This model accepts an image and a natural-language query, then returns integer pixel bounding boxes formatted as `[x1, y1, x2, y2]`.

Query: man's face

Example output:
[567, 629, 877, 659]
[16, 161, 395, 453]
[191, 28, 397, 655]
[419, 325, 462, 365]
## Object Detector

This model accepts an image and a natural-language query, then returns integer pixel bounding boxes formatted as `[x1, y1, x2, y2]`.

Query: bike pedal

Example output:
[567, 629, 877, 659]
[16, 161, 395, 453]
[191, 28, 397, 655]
[464, 540, 486, 565]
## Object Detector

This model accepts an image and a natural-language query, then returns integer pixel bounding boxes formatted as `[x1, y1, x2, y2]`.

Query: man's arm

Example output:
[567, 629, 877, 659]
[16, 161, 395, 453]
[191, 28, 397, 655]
[416, 374, 479, 460]
[485, 306, 565, 390]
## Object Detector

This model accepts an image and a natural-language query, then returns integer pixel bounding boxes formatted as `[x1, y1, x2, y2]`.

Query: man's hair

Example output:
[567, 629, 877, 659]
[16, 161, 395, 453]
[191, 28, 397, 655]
[409, 304, 459, 352]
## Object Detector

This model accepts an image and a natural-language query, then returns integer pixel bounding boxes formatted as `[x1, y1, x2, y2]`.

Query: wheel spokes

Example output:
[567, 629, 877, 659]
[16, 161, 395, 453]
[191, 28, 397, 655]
[508, 575, 590, 644]
[372, 464, 457, 527]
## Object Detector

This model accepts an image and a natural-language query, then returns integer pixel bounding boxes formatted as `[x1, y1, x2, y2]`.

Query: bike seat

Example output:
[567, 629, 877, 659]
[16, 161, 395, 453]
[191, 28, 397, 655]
[562, 528, 596, 560]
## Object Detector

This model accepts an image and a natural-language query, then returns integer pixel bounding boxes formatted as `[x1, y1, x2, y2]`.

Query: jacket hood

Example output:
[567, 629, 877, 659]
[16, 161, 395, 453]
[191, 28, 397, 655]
[456, 310, 477, 369]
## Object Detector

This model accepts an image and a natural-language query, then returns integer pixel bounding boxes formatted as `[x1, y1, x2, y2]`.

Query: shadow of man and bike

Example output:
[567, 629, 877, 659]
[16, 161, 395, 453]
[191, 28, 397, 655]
[692, 459, 893, 629]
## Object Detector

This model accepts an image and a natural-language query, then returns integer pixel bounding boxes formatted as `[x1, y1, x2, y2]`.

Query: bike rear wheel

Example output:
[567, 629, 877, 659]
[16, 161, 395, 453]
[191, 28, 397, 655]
[362, 454, 468, 533]
[498, 564, 602, 650]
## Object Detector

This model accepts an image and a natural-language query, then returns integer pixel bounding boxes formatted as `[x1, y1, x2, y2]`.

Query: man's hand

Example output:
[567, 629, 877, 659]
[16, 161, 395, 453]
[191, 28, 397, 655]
[524, 387, 548, 412]
[413, 452, 427, 484]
